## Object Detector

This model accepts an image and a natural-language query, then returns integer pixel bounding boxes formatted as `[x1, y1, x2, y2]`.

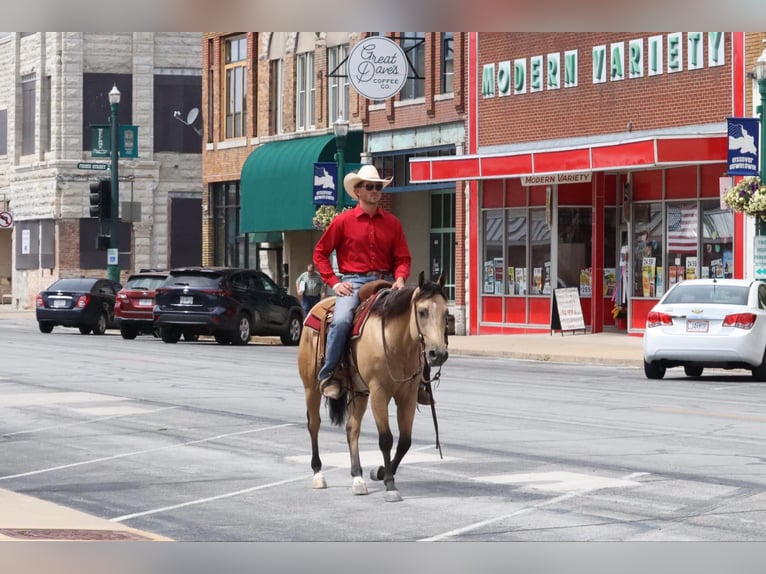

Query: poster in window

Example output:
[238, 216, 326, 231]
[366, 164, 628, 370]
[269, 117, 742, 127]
[542, 261, 552, 295]
[655, 266, 664, 297]
[484, 260, 495, 294]
[642, 257, 656, 297]
[711, 258, 723, 279]
[723, 249, 733, 278]
[579, 268, 592, 297]
[603, 268, 616, 297]
[685, 256, 698, 280]
[507, 267, 515, 295]
[516, 267, 527, 295]
[533, 267, 543, 294]
[494, 257, 504, 294]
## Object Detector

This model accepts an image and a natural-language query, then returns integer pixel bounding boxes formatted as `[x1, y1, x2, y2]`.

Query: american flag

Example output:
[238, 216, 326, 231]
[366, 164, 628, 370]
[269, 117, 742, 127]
[667, 204, 698, 254]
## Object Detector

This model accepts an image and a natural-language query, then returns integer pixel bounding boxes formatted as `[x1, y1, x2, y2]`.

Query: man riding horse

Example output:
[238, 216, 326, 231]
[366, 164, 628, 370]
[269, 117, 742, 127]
[313, 164, 430, 405]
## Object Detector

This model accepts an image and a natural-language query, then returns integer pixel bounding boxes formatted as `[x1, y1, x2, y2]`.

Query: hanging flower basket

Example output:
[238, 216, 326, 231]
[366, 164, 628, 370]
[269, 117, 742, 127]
[724, 176, 766, 220]
[313, 205, 352, 231]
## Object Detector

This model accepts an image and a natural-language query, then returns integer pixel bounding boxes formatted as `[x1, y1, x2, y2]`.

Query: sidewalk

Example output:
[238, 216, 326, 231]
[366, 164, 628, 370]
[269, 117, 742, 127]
[0, 305, 644, 541]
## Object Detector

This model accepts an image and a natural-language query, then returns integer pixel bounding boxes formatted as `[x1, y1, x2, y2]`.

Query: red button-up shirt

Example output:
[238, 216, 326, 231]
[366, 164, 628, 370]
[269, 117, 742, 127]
[313, 205, 411, 288]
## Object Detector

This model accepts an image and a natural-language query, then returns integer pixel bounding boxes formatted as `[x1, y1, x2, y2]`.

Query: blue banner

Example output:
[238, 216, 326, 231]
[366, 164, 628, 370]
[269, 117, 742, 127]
[312, 162, 338, 205]
[727, 117, 759, 176]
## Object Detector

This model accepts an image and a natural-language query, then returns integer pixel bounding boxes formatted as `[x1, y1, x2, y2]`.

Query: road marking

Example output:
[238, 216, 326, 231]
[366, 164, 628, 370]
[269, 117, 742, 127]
[0, 391, 130, 407]
[110, 474, 313, 522]
[0, 423, 294, 481]
[656, 406, 766, 422]
[1, 406, 178, 437]
[419, 471, 647, 542]
[475, 470, 641, 493]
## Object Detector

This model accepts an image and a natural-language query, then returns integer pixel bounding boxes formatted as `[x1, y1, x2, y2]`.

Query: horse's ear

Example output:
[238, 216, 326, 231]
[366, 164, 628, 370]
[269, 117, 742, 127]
[418, 271, 425, 288]
[437, 273, 446, 287]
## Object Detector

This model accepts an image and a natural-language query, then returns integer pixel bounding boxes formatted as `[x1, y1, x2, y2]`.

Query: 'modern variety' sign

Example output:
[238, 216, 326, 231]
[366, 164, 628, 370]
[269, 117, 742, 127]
[346, 36, 408, 100]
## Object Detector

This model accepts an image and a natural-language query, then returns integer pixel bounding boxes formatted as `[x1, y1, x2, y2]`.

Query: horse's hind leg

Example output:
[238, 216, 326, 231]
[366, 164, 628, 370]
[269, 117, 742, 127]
[347, 394, 369, 495]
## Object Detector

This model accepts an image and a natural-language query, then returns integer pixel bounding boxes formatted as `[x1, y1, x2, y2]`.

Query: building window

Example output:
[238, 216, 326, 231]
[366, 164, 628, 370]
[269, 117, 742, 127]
[42, 76, 51, 153]
[223, 35, 247, 139]
[296, 52, 315, 130]
[441, 33, 454, 94]
[430, 190, 456, 301]
[207, 38, 214, 143]
[0, 109, 7, 155]
[400, 32, 425, 100]
[328, 44, 349, 122]
[212, 182, 241, 267]
[632, 202, 664, 297]
[22, 73, 36, 156]
[270, 58, 284, 134]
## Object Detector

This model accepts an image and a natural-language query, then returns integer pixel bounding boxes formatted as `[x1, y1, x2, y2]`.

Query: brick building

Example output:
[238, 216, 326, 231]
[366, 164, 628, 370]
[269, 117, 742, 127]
[412, 32, 766, 335]
[0, 32, 203, 309]
[201, 32, 467, 332]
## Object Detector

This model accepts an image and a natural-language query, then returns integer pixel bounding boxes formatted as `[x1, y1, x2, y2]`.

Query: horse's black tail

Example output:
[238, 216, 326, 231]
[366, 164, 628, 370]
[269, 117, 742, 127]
[328, 395, 347, 426]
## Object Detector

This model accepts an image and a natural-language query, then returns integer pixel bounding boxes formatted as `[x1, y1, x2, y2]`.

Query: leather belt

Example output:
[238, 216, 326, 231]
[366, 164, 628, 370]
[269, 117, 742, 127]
[343, 271, 389, 278]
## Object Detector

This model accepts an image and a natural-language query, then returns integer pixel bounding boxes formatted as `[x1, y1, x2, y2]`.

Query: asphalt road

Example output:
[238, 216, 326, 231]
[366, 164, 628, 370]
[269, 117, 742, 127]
[4, 318, 766, 541]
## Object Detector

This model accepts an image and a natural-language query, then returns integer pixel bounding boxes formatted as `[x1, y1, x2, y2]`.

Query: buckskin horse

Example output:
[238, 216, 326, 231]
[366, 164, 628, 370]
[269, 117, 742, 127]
[297, 272, 449, 502]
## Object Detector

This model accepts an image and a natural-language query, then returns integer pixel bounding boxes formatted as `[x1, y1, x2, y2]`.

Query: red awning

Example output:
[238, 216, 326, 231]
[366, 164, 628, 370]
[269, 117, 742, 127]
[410, 134, 727, 183]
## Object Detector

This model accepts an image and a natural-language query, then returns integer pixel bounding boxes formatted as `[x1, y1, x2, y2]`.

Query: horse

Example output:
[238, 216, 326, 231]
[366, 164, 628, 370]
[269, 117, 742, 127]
[297, 272, 449, 502]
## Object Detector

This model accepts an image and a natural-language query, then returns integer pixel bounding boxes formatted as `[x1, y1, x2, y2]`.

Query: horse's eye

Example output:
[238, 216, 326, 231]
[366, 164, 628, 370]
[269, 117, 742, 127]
[418, 308, 428, 319]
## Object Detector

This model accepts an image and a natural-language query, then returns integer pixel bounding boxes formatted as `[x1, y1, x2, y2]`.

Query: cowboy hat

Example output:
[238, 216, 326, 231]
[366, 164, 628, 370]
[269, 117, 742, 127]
[343, 165, 393, 200]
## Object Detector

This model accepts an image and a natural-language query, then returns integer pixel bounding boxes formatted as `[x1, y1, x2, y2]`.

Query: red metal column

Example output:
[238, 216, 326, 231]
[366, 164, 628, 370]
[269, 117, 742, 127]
[591, 172, 605, 333]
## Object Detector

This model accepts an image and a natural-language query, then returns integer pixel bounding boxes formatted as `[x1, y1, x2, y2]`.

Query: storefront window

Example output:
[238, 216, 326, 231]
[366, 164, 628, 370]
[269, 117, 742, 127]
[632, 202, 663, 297]
[701, 200, 734, 279]
[665, 201, 698, 291]
[530, 208, 551, 295]
[506, 209, 527, 295]
[558, 207, 592, 295]
[482, 209, 504, 294]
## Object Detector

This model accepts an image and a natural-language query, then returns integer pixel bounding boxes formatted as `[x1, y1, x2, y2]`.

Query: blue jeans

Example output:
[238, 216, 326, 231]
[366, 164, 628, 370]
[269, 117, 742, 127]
[317, 273, 392, 381]
[301, 294, 320, 317]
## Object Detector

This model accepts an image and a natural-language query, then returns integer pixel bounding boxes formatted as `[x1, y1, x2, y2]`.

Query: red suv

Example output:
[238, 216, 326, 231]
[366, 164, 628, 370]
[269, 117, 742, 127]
[114, 270, 168, 339]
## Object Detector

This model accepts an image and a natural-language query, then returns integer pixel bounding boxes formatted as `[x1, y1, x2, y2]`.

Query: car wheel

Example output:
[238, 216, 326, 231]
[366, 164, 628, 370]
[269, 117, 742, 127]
[280, 312, 302, 346]
[231, 314, 251, 346]
[161, 326, 182, 343]
[214, 332, 232, 345]
[38, 322, 53, 333]
[79, 325, 92, 335]
[644, 359, 666, 380]
[182, 331, 200, 342]
[120, 325, 138, 340]
[752, 350, 766, 381]
[91, 312, 108, 335]
[683, 365, 703, 378]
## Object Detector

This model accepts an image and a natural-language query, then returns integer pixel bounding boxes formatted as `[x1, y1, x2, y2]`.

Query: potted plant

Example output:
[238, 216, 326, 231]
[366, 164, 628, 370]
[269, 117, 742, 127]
[612, 303, 627, 330]
[312, 205, 351, 231]
[724, 176, 766, 219]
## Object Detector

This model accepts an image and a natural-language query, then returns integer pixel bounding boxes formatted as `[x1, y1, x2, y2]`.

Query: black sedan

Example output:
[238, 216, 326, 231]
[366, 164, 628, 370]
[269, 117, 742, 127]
[36, 277, 122, 335]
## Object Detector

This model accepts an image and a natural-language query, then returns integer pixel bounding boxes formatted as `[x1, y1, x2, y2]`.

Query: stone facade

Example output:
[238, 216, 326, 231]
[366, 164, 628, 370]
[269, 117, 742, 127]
[0, 32, 202, 309]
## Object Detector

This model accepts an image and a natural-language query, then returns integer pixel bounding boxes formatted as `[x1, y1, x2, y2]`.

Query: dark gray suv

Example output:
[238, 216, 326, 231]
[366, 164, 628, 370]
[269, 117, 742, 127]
[153, 267, 304, 346]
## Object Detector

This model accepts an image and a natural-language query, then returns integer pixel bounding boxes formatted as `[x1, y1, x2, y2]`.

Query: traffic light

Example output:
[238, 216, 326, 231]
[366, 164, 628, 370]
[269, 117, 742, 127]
[89, 179, 111, 219]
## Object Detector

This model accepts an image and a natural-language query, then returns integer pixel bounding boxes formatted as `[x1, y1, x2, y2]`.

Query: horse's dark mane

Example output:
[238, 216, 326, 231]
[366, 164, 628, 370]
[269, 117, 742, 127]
[370, 281, 447, 319]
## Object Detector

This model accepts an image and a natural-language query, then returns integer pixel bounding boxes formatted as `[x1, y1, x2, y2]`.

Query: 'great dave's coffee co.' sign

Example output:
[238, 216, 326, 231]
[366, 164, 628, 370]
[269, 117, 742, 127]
[347, 36, 409, 100]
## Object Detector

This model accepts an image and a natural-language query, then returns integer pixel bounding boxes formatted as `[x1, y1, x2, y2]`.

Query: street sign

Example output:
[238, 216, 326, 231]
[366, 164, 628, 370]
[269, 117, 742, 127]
[77, 162, 109, 171]
[754, 236, 766, 280]
[0, 211, 13, 228]
[107, 248, 118, 266]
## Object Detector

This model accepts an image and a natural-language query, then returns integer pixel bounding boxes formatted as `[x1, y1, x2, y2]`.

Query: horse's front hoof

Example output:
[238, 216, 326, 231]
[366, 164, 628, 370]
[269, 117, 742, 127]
[384, 489, 403, 502]
[351, 476, 369, 495]
[369, 466, 384, 481]
[312, 472, 327, 489]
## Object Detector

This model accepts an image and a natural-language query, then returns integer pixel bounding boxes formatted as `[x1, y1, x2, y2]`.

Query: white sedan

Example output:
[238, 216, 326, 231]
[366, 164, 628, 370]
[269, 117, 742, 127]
[643, 278, 766, 380]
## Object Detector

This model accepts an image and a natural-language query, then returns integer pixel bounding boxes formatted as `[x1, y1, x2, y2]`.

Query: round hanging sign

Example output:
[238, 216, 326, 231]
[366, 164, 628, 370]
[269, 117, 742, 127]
[346, 36, 409, 100]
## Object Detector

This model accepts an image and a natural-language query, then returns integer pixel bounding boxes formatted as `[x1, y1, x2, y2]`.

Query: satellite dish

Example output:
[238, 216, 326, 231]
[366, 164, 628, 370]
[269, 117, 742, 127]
[186, 108, 199, 124]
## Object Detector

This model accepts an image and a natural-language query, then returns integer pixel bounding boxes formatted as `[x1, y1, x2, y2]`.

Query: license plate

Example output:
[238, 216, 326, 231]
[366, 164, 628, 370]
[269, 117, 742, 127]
[139, 298, 152, 306]
[51, 299, 67, 308]
[686, 319, 709, 333]
[180, 295, 193, 306]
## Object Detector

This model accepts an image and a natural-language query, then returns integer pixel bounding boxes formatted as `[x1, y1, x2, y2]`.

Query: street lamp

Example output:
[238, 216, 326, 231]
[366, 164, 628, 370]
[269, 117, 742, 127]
[107, 85, 120, 283]
[333, 115, 349, 211]
[755, 41, 766, 184]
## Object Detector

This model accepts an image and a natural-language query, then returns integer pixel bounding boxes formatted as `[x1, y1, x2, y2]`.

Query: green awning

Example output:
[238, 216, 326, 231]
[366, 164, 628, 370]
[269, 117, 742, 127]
[240, 132, 362, 234]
